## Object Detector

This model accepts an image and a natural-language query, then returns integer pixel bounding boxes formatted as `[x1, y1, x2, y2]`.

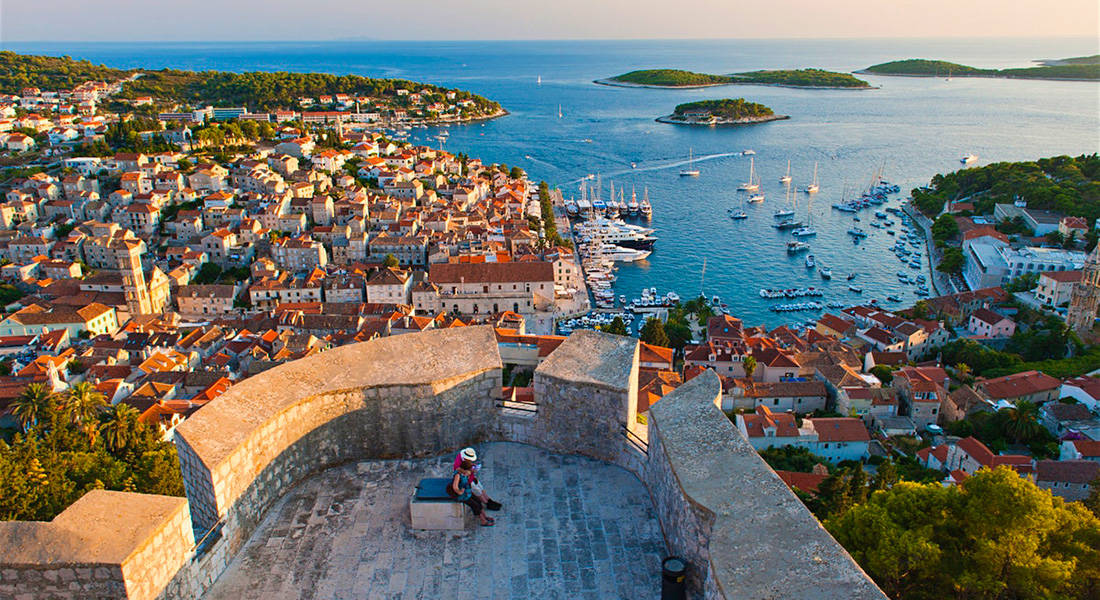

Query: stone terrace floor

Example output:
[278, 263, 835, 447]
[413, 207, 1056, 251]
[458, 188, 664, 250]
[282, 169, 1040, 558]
[204, 442, 667, 600]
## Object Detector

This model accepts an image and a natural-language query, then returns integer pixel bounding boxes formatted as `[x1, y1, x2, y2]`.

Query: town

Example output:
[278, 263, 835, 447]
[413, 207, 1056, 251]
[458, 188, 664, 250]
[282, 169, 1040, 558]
[1, 53, 1099, 600]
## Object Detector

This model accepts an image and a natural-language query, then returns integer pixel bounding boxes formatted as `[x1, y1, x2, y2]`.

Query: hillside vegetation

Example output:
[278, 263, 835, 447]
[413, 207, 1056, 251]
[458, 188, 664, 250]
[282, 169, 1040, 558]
[609, 69, 734, 86]
[909, 154, 1100, 219]
[865, 58, 1099, 80]
[673, 98, 774, 119]
[0, 51, 501, 112]
[607, 67, 868, 88]
[731, 68, 870, 88]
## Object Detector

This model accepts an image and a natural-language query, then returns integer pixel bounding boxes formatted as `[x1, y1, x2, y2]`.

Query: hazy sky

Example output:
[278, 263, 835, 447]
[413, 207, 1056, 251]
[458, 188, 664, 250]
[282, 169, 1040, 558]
[2, 0, 1098, 41]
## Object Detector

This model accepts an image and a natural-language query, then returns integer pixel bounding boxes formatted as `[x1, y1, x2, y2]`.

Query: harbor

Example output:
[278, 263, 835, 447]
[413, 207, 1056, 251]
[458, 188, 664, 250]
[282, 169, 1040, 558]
[554, 152, 935, 335]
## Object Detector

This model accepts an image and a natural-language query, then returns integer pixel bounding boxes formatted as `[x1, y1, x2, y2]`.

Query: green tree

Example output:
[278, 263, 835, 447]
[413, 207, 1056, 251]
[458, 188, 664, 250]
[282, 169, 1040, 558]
[937, 247, 964, 274]
[930, 214, 959, 243]
[509, 166, 525, 179]
[600, 316, 628, 336]
[100, 403, 141, 453]
[870, 460, 899, 491]
[639, 318, 670, 347]
[743, 355, 758, 380]
[869, 365, 894, 384]
[1001, 401, 1043, 444]
[827, 468, 1100, 600]
[11, 383, 54, 432]
[382, 253, 399, 268]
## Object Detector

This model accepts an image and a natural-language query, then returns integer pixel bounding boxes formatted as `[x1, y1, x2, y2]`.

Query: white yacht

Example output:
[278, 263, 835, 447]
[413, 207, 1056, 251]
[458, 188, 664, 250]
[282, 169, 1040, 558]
[779, 159, 792, 184]
[791, 225, 818, 237]
[737, 157, 760, 191]
[679, 148, 700, 177]
[805, 254, 816, 268]
[787, 240, 810, 253]
[961, 154, 978, 164]
[748, 193, 765, 203]
[819, 265, 832, 279]
[640, 188, 653, 219]
[804, 162, 819, 194]
[627, 187, 640, 215]
[590, 243, 651, 262]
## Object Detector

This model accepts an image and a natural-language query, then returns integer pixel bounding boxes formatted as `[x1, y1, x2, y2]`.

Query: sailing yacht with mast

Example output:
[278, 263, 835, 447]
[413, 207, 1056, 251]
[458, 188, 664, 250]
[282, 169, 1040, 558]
[791, 194, 817, 237]
[627, 186, 640, 216]
[729, 195, 748, 219]
[779, 159, 792, 184]
[679, 148, 700, 177]
[737, 157, 760, 191]
[804, 162, 819, 194]
[640, 187, 653, 219]
[774, 181, 795, 218]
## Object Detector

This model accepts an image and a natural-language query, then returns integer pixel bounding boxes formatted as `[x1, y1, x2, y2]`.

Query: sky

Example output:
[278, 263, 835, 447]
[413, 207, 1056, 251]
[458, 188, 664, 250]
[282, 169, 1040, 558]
[2, 0, 1098, 42]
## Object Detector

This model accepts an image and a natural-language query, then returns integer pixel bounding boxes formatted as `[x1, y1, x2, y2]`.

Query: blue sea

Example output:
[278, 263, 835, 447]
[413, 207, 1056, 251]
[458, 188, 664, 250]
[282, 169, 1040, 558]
[7, 38, 1098, 327]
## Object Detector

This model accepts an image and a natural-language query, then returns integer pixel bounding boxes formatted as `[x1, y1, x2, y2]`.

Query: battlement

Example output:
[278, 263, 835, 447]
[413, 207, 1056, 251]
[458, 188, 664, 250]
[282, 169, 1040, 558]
[0, 326, 884, 600]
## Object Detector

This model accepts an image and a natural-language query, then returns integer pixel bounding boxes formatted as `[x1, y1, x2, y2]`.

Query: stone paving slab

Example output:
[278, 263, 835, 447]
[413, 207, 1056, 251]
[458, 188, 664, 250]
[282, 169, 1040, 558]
[203, 442, 666, 600]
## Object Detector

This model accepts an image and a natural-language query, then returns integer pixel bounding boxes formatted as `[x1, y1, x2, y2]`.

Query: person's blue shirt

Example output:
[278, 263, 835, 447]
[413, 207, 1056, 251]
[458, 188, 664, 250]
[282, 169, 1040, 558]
[454, 471, 472, 501]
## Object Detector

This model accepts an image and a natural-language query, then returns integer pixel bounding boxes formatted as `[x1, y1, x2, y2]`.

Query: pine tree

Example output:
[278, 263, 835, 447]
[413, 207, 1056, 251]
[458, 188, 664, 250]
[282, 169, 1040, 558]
[639, 318, 670, 347]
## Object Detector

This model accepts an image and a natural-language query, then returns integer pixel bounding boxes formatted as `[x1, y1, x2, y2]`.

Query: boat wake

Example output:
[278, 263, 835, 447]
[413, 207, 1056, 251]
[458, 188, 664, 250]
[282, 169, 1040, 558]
[566, 151, 745, 183]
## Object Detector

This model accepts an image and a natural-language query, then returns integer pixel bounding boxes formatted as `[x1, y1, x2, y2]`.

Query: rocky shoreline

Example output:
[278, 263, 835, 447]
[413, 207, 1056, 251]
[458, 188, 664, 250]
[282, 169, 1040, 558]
[656, 114, 790, 126]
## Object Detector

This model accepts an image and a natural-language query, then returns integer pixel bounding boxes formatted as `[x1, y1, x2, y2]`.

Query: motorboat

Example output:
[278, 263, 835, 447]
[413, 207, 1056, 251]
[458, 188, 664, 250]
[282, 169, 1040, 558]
[774, 207, 795, 218]
[787, 240, 811, 253]
[805, 254, 816, 268]
[819, 265, 832, 279]
[961, 154, 978, 164]
[848, 286, 862, 293]
[748, 193, 765, 203]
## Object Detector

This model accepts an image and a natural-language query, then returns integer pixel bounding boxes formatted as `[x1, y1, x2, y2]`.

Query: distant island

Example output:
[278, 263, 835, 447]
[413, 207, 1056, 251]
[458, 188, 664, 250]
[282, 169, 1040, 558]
[595, 68, 872, 89]
[656, 98, 788, 125]
[861, 56, 1099, 81]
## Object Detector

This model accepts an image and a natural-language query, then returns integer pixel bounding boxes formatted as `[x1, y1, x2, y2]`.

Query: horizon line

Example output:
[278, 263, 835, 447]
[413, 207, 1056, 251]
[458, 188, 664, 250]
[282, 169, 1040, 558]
[3, 34, 1097, 44]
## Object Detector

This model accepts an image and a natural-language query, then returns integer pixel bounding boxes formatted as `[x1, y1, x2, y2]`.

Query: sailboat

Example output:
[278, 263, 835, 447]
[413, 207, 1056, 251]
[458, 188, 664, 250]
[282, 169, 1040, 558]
[804, 162, 819, 194]
[679, 148, 700, 177]
[537, 75, 542, 85]
[730, 196, 748, 219]
[774, 182, 795, 218]
[627, 186, 640, 215]
[779, 159, 792, 184]
[558, 104, 563, 119]
[738, 157, 760, 191]
[640, 187, 653, 219]
[791, 194, 817, 237]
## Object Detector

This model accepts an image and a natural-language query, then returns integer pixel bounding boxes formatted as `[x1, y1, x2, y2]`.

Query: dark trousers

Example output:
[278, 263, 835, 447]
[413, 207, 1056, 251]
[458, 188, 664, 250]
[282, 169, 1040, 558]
[459, 495, 484, 516]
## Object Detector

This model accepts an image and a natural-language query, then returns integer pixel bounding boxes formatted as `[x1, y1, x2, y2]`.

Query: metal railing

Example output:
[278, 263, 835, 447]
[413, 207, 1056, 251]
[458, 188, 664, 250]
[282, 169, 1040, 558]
[621, 424, 649, 455]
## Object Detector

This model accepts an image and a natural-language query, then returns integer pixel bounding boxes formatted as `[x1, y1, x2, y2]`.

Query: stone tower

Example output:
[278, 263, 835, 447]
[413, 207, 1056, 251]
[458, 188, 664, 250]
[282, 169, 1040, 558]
[112, 238, 152, 315]
[1067, 243, 1100, 334]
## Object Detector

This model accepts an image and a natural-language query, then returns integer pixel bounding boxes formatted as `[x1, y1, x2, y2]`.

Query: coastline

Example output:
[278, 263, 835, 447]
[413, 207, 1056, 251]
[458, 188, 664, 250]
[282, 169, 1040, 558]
[854, 70, 1096, 82]
[655, 114, 790, 126]
[598, 76, 871, 90]
[593, 78, 729, 90]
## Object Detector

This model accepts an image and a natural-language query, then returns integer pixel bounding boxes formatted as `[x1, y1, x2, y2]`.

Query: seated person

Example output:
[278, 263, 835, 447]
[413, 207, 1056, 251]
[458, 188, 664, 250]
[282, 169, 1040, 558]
[453, 447, 502, 511]
[449, 457, 494, 527]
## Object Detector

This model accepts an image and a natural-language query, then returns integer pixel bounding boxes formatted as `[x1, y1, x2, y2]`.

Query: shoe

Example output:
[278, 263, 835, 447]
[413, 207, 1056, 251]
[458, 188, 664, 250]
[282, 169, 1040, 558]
[486, 499, 502, 511]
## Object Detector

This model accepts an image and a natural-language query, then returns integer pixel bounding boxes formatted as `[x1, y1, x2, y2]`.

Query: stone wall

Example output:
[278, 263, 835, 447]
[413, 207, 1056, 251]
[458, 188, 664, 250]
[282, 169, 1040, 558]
[0, 491, 194, 600]
[647, 370, 887, 599]
[1, 326, 887, 600]
[527, 330, 640, 464]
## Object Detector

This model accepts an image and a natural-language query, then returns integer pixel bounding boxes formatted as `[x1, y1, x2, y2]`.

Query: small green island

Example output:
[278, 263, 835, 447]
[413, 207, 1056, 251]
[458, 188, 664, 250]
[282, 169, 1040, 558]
[861, 56, 1099, 80]
[656, 98, 788, 126]
[595, 68, 872, 89]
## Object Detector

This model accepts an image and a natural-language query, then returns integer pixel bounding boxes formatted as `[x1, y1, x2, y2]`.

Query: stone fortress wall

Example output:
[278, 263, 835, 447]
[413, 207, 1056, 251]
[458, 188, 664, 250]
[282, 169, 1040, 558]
[0, 325, 885, 600]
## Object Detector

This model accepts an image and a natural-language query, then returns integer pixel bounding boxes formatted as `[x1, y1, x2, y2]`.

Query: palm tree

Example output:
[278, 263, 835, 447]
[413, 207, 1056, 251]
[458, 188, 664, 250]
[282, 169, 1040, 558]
[743, 355, 758, 380]
[10, 383, 54, 432]
[62, 382, 107, 426]
[100, 403, 141, 453]
[62, 382, 108, 445]
[1002, 401, 1042, 444]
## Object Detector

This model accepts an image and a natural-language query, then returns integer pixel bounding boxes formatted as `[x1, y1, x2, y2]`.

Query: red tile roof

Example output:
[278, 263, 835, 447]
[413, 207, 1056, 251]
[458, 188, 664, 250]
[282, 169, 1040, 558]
[775, 470, 828, 495]
[809, 418, 870, 442]
[978, 370, 1060, 400]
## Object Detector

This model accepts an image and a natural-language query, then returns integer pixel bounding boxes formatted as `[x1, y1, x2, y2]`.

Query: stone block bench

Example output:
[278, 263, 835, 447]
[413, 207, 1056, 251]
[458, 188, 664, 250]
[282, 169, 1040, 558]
[410, 477, 469, 530]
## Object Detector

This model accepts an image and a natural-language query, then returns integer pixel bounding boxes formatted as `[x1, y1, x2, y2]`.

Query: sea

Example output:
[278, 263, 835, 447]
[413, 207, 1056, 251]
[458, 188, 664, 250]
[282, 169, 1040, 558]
[6, 38, 1099, 328]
